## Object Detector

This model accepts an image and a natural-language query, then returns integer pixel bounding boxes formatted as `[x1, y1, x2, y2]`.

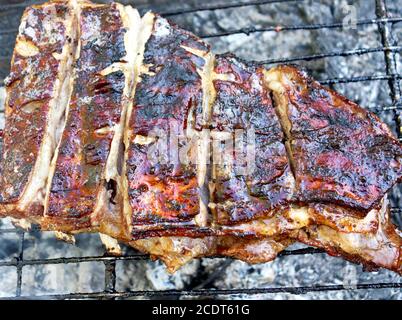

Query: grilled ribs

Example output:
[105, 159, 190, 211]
[125, 14, 211, 239]
[209, 54, 294, 227]
[265, 65, 402, 212]
[0, 0, 401, 275]
[0, 0, 77, 219]
[45, 2, 129, 232]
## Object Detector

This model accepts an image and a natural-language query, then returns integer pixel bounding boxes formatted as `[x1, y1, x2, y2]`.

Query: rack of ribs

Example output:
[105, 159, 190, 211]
[0, 0, 401, 274]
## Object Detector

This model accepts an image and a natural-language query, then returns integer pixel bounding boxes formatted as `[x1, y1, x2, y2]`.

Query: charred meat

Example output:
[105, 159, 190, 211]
[0, 0, 401, 275]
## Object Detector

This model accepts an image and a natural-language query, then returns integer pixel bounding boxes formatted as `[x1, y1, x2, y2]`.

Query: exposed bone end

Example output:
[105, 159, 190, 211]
[264, 68, 291, 139]
[99, 62, 127, 76]
[200, 52, 216, 126]
[182, 42, 215, 128]
[122, 11, 155, 237]
[15, 39, 39, 57]
[133, 135, 156, 145]
[264, 65, 310, 141]
[23, 0, 79, 217]
[288, 206, 310, 226]
[180, 45, 208, 58]
[195, 199, 209, 227]
[100, 233, 122, 255]
[264, 67, 297, 175]
[54, 231, 75, 244]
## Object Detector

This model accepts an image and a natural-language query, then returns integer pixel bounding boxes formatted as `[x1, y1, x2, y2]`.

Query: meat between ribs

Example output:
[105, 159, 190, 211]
[44, 2, 128, 232]
[125, 14, 212, 238]
[0, 0, 77, 219]
[266, 65, 402, 212]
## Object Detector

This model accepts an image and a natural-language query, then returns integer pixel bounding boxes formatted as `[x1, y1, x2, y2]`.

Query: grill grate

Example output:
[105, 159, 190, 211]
[0, 0, 401, 299]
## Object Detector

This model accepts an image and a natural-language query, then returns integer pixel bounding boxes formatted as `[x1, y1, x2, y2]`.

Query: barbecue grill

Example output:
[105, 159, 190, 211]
[0, 0, 401, 300]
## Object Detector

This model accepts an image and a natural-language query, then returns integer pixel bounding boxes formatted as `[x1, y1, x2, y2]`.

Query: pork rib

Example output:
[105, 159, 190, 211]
[0, 0, 78, 219]
[124, 14, 213, 239]
[43, 2, 132, 233]
[42, 3, 140, 235]
[209, 54, 294, 227]
[265, 65, 402, 212]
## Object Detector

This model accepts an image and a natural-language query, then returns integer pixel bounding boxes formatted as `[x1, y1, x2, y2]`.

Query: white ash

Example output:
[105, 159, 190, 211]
[0, 267, 17, 298]
[210, 243, 402, 300]
[116, 259, 200, 292]
[22, 262, 105, 296]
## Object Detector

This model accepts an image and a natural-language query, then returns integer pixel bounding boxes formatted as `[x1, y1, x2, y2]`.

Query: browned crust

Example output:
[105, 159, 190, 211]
[266, 64, 402, 212]
[43, 3, 127, 232]
[126, 14, 211, 235]
[0, 1, 76, 219]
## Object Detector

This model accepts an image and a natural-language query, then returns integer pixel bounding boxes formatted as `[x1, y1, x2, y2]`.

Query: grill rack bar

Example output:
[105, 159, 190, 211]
[375, 0, 402, 139]
[103, 260, 116, 295]
[260, 46, 402, 65]
[0, 0, 401, 300]
[0, 248, 327, 268]
[0, 1, 37, 11]
[3, 282, 401, 300]
[200, 17, 402, 39]
[15, 232, 24, 297]
[319, 74, 401, 85]
[1, 17, 402, 39]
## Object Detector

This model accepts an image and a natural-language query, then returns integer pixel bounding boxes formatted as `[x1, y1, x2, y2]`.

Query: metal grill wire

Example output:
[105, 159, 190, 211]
[0, 0, 400, 299]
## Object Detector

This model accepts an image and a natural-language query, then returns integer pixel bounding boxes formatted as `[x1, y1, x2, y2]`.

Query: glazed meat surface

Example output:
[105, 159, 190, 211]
[0, 0, 77, 219]
[266, 65, 402, 212]
[44, 2, 128, 232]
[125, 14, 212, 238]
[209, 54, 294, 226]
